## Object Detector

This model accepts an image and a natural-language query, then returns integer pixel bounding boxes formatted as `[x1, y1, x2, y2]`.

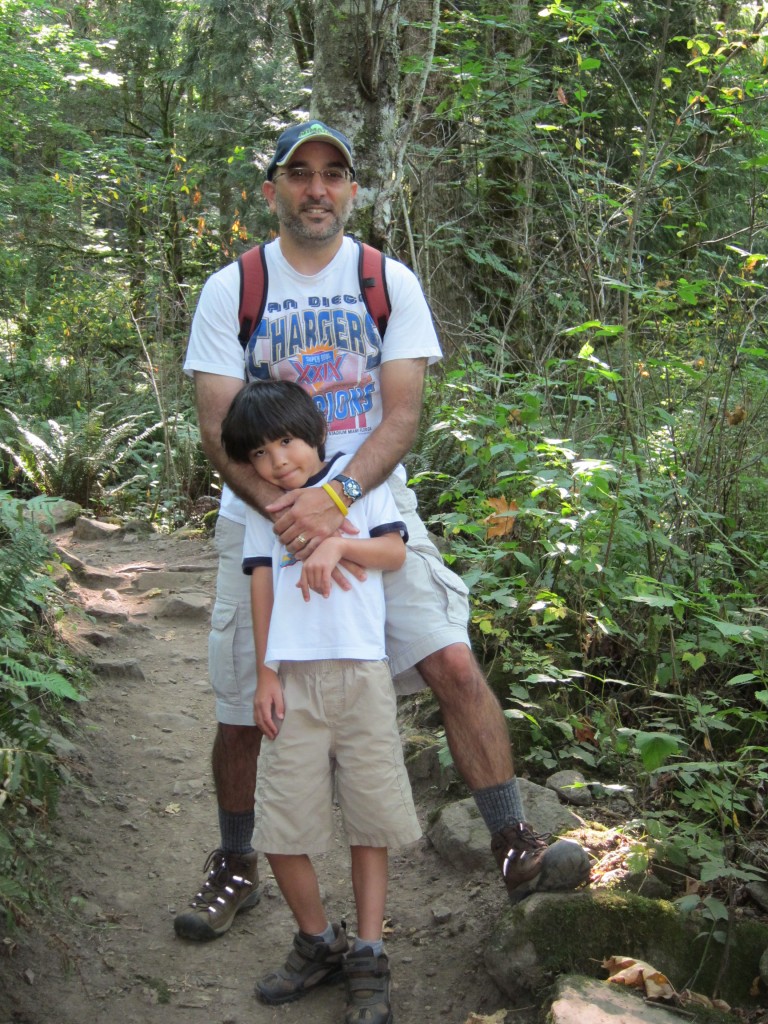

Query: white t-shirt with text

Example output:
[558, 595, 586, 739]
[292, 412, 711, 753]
[184, 236, 442, 524]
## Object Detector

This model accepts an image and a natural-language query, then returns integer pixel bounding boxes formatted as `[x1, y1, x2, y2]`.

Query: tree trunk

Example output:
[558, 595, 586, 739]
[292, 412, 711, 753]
[311, 0, 402, 247]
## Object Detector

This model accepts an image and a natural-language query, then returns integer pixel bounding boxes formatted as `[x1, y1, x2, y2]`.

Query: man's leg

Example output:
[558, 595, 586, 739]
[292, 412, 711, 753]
[212, 722, 260, 814]
[417, 643, 513, 789]
[212, 722, 262, 851]
[418, 642, 591, 903]
[382, 473, 590, 902]
[174, 516, 262, 940]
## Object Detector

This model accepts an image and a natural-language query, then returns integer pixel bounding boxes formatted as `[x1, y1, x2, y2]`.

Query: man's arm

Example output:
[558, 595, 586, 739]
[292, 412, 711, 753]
[340, 357, 428, 493]
[194, 371, 282, 515]
[269, 357, 428, 545]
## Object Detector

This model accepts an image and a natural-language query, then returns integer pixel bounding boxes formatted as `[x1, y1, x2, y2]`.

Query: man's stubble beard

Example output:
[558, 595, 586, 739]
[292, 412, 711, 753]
[275, 192, 354, 244]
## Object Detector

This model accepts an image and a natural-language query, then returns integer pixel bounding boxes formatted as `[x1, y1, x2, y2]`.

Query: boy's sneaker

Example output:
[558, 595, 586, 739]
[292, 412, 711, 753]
[343, 947, 392, 1024]
[491, 822, 591, 905]
[173, 848, 260, 941]
[255, 922, 349, 1005]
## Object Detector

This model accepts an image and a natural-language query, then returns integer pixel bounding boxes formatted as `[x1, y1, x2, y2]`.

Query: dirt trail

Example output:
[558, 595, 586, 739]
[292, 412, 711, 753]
[0, 524, 514, 1024]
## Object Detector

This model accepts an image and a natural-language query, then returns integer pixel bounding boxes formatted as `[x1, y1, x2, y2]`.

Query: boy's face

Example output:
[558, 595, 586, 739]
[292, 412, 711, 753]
[247, 435, 323, 490]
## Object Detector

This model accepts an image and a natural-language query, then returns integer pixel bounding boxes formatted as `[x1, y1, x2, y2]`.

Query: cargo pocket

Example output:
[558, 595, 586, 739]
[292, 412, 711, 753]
[415, 546, 470, 627]
[208, 598, 251, 703]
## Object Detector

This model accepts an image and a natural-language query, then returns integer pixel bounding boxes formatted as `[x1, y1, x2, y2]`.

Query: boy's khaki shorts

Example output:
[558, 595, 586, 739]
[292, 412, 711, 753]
[208, 475, 471, 725]
[252, 659, 422, 854]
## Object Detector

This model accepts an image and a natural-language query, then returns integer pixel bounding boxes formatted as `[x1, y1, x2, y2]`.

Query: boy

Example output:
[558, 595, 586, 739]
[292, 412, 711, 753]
[220, 380, 421, 1024]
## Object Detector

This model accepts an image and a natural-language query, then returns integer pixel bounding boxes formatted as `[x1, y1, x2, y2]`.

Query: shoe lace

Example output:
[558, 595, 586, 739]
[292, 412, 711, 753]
[510, 822, 550, 851]
[189, 848, 251, 909]
[495, 823, 551, 878]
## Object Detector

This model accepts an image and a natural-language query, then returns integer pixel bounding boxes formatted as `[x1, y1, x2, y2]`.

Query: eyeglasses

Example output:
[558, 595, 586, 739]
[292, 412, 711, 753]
[274, 167, 352, 186]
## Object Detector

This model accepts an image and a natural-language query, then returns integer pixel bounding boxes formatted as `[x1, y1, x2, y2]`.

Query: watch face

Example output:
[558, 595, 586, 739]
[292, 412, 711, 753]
[336, 475, 362, 501]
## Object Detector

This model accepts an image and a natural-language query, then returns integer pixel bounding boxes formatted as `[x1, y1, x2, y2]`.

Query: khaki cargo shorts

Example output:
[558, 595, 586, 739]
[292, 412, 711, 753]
[252, 659, 422, 854]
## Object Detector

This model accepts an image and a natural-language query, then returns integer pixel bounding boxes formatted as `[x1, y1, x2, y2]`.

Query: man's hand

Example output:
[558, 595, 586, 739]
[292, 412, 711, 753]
[267, 486, 356, 548]
[267, 487, 365, 588]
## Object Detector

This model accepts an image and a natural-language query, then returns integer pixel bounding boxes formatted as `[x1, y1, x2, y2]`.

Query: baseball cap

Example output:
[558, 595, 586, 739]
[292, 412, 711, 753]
[266, 121, 356, 180]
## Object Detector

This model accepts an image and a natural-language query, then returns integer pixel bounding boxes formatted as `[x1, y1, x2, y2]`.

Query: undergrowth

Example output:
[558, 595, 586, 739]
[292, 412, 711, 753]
[411, 353, 768, 902]
[0, 492, 87, 927]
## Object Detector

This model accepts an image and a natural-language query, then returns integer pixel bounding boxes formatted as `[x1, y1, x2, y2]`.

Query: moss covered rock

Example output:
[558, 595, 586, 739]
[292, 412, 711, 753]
[485, 890, 768, 1008]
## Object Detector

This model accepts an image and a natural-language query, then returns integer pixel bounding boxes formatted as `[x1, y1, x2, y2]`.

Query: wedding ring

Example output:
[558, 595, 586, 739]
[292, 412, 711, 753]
[297, 534, 307, 547]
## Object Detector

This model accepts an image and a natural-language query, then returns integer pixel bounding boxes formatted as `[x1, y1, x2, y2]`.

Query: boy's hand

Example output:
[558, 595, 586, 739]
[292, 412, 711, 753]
[253, 669, 284, 739]
[297, 537, 345, 600]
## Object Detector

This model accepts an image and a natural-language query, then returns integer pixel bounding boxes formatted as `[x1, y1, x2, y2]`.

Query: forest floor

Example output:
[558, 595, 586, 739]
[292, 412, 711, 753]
[0, 520, 529, 1024]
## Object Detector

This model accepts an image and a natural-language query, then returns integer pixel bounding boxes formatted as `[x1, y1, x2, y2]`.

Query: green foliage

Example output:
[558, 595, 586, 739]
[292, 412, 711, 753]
[0, 407, 164, 508]
[0, 491, 87, 923]
[416, 350, 768, 888]
[2, 0, 768, 927]
[0, 371, 208, 525]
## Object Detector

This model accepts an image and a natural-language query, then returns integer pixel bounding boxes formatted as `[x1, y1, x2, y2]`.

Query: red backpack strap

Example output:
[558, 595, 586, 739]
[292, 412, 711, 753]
[357, 239, 391, 338]
[237, 244, 268, 350]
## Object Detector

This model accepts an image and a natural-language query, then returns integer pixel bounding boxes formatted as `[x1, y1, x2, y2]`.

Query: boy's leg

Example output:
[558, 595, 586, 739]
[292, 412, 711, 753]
[334, 667, 408, 1024]
[253, 663, 350, 1006]
[267, 853, 326, 935]
[350, 846, 387, 947]
[345, 846, 392, 1024]
[255, 852, 349, 1006]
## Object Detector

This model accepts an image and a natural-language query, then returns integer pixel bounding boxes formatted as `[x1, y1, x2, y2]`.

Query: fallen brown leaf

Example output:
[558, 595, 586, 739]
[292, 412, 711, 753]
[602, 955, 676, 1000]
[484, 497, 518, 539]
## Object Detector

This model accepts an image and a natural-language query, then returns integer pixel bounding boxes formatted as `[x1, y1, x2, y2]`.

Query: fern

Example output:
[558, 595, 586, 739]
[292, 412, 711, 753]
[0, 491, 87, 922]
[0, 407, 164, 507]
[0, 657, 83, 702]
[0, 492, 55, 613]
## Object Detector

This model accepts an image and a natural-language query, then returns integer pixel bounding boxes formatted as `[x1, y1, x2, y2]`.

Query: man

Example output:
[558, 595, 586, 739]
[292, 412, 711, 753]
[177, 120, 590, 942]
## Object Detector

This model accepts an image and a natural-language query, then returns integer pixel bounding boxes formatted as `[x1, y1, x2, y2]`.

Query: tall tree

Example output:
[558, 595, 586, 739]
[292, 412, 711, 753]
[311, 0, 439, 248]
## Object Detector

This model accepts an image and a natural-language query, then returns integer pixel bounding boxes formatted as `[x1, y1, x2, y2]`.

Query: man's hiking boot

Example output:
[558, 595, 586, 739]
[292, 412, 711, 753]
[343, 947, 393, 1024]
[491, 822, 591, 905]
[173, 849, 260, 941]
[255, 922, 349, 1005]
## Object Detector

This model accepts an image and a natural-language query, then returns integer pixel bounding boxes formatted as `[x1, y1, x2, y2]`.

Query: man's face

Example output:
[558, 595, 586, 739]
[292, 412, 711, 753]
[262, 140, 358, 244]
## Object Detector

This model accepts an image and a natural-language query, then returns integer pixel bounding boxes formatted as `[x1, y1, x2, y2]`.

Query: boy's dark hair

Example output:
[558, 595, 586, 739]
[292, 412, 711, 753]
[221, 380, 327, 463]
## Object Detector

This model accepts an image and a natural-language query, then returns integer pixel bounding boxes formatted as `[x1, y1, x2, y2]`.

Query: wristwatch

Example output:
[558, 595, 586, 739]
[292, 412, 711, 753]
[333, 474, 363, 504]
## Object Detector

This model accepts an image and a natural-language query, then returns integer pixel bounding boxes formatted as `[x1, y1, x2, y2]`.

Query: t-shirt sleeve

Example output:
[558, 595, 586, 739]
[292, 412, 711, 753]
[241, 509, 274, 575]
[183, 262, 245, 380]
[380, 258, 443, 367]
[364, 482, 409, 544]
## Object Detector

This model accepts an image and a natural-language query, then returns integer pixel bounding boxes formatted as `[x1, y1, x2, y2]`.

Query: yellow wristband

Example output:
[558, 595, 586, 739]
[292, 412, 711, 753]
[322, 482, 349, 516]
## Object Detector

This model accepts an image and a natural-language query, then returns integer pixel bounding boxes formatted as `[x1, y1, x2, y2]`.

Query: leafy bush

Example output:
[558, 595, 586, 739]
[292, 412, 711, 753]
[0, 406, 165, 510]
[417, 353, 768, 889]
[0, 357, 209, 526]
[0, 492, 86, 924]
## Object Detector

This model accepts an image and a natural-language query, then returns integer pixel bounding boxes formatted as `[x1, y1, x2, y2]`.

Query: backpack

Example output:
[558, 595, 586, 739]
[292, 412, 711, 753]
[237, 238, 391, 349]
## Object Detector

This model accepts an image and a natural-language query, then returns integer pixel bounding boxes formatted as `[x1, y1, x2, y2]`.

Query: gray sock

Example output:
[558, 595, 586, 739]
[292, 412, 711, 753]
[473, 778, 525, 834]
[310, 922, 336, 944]
[354, 937, 384, 956]
[218, 807, 255, 855]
